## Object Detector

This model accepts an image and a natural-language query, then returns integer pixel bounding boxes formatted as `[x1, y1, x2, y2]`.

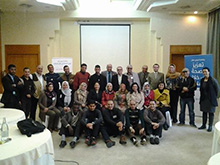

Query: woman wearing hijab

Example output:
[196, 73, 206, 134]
[57, 81, 73, 116]
[126, 82, 144, 110]
[142, 82, 154, 108]
[74, 82, 88, 112]
[198, 67, 220, 132]
[166, 64, 180, 123]
[38, 82, 60, 132]
[154, 82, 170, 130]
[87, 82, 103, 110]
[114, 83, 129, 114]
[102, 83, 115, 108]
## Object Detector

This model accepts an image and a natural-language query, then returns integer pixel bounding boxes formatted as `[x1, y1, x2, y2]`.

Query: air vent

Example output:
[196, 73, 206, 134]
[180, 5, 191, 9]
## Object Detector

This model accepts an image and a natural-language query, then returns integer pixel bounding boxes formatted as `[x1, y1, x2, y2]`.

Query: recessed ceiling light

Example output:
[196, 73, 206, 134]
[194, 11, 198, 14]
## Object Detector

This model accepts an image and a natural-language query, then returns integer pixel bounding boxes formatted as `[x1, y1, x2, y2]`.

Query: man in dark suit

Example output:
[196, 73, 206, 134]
[1, 64, 23, 109]
[101, 64, 116, 84]
[88, 65, 106, 92]
[112, 66, 130, 91]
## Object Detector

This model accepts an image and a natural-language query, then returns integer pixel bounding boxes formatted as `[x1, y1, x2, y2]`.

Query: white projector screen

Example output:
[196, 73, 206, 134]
[80, 24, 130, 74]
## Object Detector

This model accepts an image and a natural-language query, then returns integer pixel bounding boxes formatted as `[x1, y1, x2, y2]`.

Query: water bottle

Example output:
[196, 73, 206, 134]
[1, 117, 9, 141]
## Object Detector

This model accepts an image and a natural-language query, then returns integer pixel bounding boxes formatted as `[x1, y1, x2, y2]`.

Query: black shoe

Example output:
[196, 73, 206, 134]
[140, 138, 147, 145]
[150, 137, 155, 145]
[154, 137, 160, 145]
[207, 126, 212, 132]
[70, 141, 76, 148]
[90, 137, 97, 146]
[132, 138, 138, 146]
[59, 141, 67, 148]
[163, 124, 169, 130]
[173, 119, 178, 123]
[106, 140, 116, 148]
[119, 135, 127, 145]
[198, 125, 206, 130]
[190, 124, 197, 128]
[178, 123, 185, 126]
[85, 137, 91, 146]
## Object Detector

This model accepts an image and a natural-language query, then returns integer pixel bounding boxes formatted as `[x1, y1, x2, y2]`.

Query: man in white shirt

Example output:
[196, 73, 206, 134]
[124, 65, 141, 88]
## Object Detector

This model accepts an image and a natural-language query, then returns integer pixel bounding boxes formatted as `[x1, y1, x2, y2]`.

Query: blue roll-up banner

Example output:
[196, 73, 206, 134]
[184, 54, 213, 87]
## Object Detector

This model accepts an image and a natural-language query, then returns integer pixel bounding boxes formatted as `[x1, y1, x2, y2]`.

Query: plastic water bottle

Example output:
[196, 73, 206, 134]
[1, 117, 9, 141]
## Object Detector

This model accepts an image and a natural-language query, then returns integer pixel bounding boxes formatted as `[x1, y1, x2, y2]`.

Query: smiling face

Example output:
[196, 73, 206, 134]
[149, 101, 156, 111]
[107, 64, 112, 72]
[153, 64, 159, 72]
[132, 84, 138, 92]
[107, 100, 114, 110]
[80, 83, 87, 91]
[107, 83, 113, 91]
[23, 68, 30, 78]
[36, 65, 43, 75]
[169, 65, 175, 73]
[62, 82, 68, 90]
[88, 103, 96, 111]
[158, 83, 164, 90]
[48, 84, 54, 92]
[130, 100, 136, 110]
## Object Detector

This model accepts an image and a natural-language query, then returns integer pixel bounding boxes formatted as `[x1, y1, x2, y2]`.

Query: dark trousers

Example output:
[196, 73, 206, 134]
[146, 123, 162, 136]
[179, 98, 195, 125]
[170, 90, 179, 122]
[202, 112, 214, 127]
[21, 97, 32, 118]
[4, 96, 21, 110]
[127, 124, 146, 139]
[59, 122, 81, 138]
[159, 106, 170, 127]
[105, 124, 125, 137]
[46, 108, 61, 130]
[30, 97, 38, 120]
[85, 123, 100, 138]
[100, 125, 111, 142]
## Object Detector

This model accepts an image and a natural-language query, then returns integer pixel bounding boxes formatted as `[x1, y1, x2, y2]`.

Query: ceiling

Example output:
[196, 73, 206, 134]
[0, 0, 219, 14]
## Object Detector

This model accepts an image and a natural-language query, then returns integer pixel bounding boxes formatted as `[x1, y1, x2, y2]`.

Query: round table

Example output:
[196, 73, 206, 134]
[0, 108, 25, 125]
[208, 152, 220, 165]
[211, 121, 220, 155]
[0, 125, 54, 165]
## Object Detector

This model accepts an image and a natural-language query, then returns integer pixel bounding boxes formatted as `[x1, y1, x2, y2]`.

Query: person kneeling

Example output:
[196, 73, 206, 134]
[125, 100, 146, 146]
[59, 104, 83, 148]
[144, 100, 165, 145]
[81, 100, 103, 146]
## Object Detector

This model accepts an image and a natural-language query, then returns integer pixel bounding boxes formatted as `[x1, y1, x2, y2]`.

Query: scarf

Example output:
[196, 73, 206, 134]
[61, 81, 72, 106]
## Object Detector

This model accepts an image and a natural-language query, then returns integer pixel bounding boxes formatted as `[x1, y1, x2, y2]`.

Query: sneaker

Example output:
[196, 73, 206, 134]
[119, 135, 127, 145]
[70, 141, 76, 148]
[140, 138, 147, 145]
[150, 137, 155, 145]
[90, 137, 97, 146]
[85, 137, 91, 146]
[207, 126, 212, 132]
[163, 124, 169, 131]
[131, 138, 138, 146]
[198, 125, 206, 130]
[154, 137, 160, 145]
[106, 140, 115, 148]
[59, 141, 67, 148]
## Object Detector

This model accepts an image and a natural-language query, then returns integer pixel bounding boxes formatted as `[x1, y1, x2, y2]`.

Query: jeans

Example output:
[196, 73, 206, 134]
[179, 98, 195, 125]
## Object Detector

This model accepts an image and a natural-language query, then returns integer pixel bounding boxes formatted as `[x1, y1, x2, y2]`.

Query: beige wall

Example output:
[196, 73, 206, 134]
[1, 12, 207, 75]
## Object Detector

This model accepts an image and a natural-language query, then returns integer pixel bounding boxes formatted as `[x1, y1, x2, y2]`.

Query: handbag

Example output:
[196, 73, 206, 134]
[17, 118, 46, 137]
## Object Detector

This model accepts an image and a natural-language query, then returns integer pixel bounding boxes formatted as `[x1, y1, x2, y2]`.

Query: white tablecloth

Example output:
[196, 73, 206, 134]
[0, 108, 25, 125]
[0, 126, 54, 165]
[211, 121, 220, 156]
[208, 152, 220, 165]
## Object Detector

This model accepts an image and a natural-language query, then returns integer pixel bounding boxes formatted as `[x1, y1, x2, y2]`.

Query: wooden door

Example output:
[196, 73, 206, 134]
[170, 45, 202, 73]
[5, 45, 40, 77]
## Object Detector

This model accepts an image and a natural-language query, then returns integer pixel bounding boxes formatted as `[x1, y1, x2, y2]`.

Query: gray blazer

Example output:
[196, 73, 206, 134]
[101, 70, 116, 83]
[148, 72, 164, 89]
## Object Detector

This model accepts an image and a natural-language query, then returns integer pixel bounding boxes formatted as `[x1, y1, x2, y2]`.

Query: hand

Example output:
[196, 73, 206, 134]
[68, 126, 74, 135]
[183, 87, 189, 92]
[130, 127, 135, 134]
[139, 128, 144, 135]
[18, 81, 23, 85]
[64, 107, 68, 112]
[116, 122, 123, 131]
[66, 107, 71, 112]
[12, 84, 16, 87]
[19, 101, 22, 105]
[86, 123, 93, 129]
[26, 94, 31, 98]
[43, 108, 48, 113]
[164, 104, 170, 107]
[152, 123, 159, 129]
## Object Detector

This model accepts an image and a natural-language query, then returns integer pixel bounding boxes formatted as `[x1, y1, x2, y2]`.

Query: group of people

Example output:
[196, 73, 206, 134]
[1, 62, 219, 148]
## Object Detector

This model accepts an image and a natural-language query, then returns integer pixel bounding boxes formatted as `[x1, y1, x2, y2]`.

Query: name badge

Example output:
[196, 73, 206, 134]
[113, 115, 117, 119]
[52, 97, 55, 101]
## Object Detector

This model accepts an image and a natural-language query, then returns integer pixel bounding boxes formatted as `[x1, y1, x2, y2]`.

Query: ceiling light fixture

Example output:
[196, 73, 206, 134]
[36, 0, 65, 7]
[194, 11, 198, 14]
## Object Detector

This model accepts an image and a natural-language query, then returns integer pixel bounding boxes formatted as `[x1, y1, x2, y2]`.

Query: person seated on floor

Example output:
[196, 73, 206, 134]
[143, 100, 165, 145]
[87, 82, 103, 111]
[153, 82, 170, 130]
[127, 82, 144, 110]
[125, 100, 147, 146]
[102, 100, 127, 145]
[101, 83, 115, 109]
[74, 82, 88, 112]
[59, 104, 83, 148]
[142, 82, 154, 109]
[81, 100, 103, 146]
[38, 82, 61, 132]
[57, 81, 74, 116]
[114, 83, 129, 114]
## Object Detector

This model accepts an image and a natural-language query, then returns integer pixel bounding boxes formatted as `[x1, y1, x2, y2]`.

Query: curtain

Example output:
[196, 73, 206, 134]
[207, 8, 220, 85]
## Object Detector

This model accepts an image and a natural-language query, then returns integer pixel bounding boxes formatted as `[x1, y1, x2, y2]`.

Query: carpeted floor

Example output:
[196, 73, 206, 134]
[52, 106, 220, 165]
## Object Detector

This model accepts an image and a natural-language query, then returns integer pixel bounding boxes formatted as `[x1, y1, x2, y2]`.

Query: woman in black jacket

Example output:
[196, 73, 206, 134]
[198, 67, 220, 132]
[87, 82, 102, 110]
[57, 81, 74, 116]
